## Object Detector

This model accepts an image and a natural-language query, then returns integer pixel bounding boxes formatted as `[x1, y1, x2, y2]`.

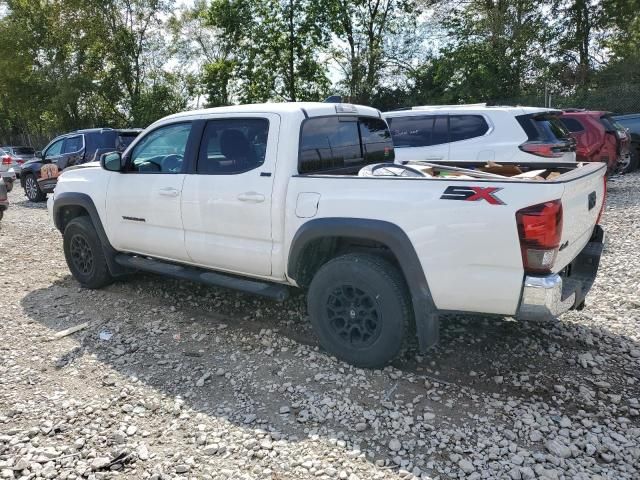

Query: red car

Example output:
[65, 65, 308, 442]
[559, 110, 631, 174]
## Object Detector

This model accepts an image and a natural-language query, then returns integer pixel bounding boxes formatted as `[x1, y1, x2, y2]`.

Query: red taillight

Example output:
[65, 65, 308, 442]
[1, 155, 11, 165]
[519, 142, 565, 158]
[516, 200, 563, 274]
[597, 175, 607, 224]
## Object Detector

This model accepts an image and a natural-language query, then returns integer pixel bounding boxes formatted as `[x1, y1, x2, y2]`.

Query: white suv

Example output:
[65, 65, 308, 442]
[383, 104, 576, 164]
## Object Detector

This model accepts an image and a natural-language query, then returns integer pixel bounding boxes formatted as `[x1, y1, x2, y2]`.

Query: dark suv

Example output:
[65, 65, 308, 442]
[613, 113, 640, 172]
[21, 128, 141, 201]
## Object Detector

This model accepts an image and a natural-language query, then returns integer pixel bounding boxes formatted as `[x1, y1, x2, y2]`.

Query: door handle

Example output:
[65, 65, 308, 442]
[424, 156, 443, 161]
[159, 187, 180, 197]
[237, 192, 265, 203]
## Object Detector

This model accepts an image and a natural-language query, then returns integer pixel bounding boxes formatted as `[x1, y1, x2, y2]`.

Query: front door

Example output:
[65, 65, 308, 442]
[105, 122, 194, 262]
[181, 114, 279, 277]
[59, 134, 85, 169]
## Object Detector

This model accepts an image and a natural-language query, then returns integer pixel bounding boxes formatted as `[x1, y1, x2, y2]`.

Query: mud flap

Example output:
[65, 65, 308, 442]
[417, 312, 440, 353]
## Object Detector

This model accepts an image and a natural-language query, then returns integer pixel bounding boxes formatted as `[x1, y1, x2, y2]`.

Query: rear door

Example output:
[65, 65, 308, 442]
[181, 114, 279, 277]
[386, 115, 449, 163]
[447, 114, 492, 161]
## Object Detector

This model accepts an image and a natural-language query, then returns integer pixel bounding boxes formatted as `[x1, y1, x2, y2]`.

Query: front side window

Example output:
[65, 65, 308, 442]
[62, 135, 83, 154]
[387, 115, 449, 147]
[388, 116, 435, 148]
[129, 123, 192, 173]
[197, 118, 269, 174]
[44, 139, 64, 159]
[449, 115, 490, 142]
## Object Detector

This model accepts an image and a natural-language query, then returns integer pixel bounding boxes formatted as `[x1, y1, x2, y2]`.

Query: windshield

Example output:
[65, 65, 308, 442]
[117, 133, 140, 151]
[535, 116, 571, 142]
[12, 147, 35, 155]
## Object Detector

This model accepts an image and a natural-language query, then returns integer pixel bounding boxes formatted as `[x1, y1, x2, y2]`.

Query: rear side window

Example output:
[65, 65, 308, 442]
[197, 118, 269, 174]
[559, 117, 585, 132]
[299, 116, 393, 174]
[449, 115, 489, 142]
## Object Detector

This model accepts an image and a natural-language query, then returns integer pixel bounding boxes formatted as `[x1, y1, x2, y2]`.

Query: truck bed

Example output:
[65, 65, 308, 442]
[288, 161, 606, 316]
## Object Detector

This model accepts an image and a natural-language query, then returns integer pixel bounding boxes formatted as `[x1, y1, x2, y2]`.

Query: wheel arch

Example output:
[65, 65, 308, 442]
[53, 192, 128, 276]
[288, 218, 438, 351]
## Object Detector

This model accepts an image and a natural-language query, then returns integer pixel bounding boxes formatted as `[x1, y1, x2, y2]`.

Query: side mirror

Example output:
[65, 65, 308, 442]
[100, 151, 123, 172]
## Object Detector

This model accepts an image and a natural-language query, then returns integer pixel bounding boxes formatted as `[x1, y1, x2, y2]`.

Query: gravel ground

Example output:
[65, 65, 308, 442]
[0, 173, 639, 480]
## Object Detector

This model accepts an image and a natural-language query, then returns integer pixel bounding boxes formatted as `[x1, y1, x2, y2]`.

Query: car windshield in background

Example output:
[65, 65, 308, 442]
[559, 117, 585, 132]
[616, 116, 640, 131]
[535, 116, 571, 141]
[12, 147, 35, 155]
[117, 133, 139, 151]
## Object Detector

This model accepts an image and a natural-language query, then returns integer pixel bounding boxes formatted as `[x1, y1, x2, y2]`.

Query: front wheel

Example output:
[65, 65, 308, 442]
[307, 253, 413, 368]
[63, 216, 113, 289]
[24, 174, 46, 202]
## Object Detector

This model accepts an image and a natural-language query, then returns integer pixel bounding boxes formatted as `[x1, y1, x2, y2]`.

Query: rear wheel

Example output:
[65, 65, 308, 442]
[63, 216, 113, 288]
[628, 149, 640, 173]
[307, 253, 412, 368]
[5, 180, 13, 193]
[24, 174, 46, 202]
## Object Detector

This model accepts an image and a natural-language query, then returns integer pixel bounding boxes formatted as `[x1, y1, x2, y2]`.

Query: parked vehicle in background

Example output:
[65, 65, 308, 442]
[0, 178, 8, 221]
[49, 102, 605, 368]
[383, 105, 576, 165]
[0, 148, 20, 192]
[559, 110, 632, 174]
[612, 113, 640, 172]
[1, 145, 37, 178]
[20, 128, 142, 202]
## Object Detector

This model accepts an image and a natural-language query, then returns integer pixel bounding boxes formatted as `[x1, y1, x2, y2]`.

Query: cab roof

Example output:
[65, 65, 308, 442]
[157, 102, 382, 124]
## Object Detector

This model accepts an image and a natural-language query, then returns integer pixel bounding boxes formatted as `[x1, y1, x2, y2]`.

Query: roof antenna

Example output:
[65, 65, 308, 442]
[324, 95, 342, 103]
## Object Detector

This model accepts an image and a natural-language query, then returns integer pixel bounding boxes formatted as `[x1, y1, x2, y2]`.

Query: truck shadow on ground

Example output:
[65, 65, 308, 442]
[20, 271, 640, 473]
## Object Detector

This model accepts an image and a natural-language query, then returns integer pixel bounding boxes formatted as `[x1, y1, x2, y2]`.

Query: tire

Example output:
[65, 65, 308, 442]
[63, 216, 113, 289]
[628, 149, 640, 173]
[5, 181, 13, 193]
[24, 174, 46, 202]
[307, 253, 413, 368]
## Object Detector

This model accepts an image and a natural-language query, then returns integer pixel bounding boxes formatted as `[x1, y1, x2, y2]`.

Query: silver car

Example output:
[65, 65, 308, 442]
[0, 148, 20, 192]
[1, 146, 37, 177]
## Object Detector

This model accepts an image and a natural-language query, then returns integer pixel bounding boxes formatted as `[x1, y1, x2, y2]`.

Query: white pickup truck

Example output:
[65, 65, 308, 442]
[49, 102, 606, 368]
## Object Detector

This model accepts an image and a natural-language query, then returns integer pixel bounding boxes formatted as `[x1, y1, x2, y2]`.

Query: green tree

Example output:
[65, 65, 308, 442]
[408, 0, 553, 105]
[203, 0, 329, 104]
[326, 0, 422, 104]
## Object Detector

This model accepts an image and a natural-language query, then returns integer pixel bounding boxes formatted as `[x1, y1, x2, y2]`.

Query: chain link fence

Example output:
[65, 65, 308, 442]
[491, 81, 640, 114]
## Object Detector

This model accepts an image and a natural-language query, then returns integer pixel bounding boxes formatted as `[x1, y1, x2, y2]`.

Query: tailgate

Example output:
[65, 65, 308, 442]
[554, 163, 606, 271]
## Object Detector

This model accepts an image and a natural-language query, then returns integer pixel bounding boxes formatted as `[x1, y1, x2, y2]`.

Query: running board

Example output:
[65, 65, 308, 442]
[114, 254, 290, 302]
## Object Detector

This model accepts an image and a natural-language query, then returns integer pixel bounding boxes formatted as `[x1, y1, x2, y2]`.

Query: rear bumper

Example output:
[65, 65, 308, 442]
[517, 225, 604, 321]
